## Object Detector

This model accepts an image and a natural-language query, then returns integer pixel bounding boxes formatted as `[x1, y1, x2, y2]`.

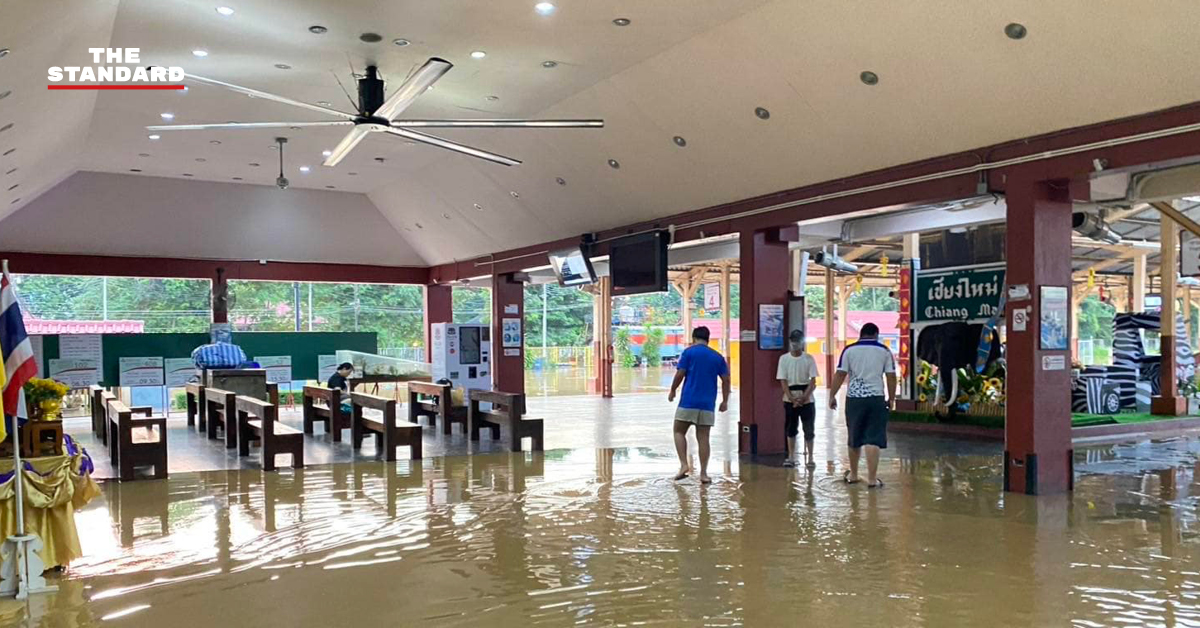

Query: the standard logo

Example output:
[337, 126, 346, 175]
[48, 48, 184, 89]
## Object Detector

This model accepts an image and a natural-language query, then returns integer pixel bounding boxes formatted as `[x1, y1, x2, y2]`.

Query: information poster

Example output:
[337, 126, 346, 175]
[502, 318, 522, 348]
[48, 358, 100, 388]
[317, 355, 338, 381]
[119, 357, 165, 387]
[1039, 286, 1069, 350]
[703, 283, 721, 311]
[758, 303, 785, 350]
[60, 333, 103, 363]
[164, 358, 197, 387]
[30, 335, 44, 377]
[256, 355, 293, 384]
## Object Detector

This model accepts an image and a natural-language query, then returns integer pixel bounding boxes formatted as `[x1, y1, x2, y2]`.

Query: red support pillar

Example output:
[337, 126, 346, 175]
[1004, 178, 1074, 495]
[491, 273, 526, 394]
[424, 284, 453, 364]
[738, 227, 796, 456]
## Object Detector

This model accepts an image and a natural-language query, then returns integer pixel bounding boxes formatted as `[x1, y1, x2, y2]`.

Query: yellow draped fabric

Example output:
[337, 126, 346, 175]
[0, 452, 101, 567]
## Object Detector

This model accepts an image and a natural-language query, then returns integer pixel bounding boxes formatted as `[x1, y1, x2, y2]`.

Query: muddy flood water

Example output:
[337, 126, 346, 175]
[2, 403, 1199, 626]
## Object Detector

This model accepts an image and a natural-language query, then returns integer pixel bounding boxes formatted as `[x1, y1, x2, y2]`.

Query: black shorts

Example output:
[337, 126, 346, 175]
[845, 396, 888, 449]
[784, 402, 816, 440]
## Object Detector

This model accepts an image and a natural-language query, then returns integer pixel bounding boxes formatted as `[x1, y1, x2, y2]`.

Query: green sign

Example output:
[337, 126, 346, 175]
[913, 264, 1005, 324]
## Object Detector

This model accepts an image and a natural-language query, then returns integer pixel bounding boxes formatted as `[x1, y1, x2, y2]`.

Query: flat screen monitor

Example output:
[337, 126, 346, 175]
[460, 326, 481, 365]
[610, 231, 669, 296]
[548, 247, 597, 287]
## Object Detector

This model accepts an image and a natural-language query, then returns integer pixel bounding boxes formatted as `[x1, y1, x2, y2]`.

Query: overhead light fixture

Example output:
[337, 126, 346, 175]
[148, 134, 161, 140]
[607, 159, 620, 169]
[192, 49, 209, 58]
[215, 6, 234, 16]
[0, 123, 11, 133]
[359, 32, 383, 43]
[138, 153, 150, 157]
[613, 18, 631, 26]
[535, 2, 556, 15]
[556, 177, 566, 185]
[470, 50, 487, 59]
[1005, 23, 1028, 40]
[182, 173, 194, 177]
[129, 169, 142, 173]
[209, 140, 221, 145]
[322, 150, 332, 157]
[474, 203, 485, 211]
[673, 136, 687, 147]
[195, 157, 207, 162]
[442, 213, 451, 219]
[274, 63, 291, 70]
[860, 71, 879, 85]
[160, 112, 174, 120]
[392, 38, 410, 47]
[485, 95, 499, 101]
[326, 185, 336, 189]
[348, 172, 358, 176]
[813, 246, 858, 274]
[0, 91, 10, 100]
[509, 191, 520, 199]
[308, 25, 327, 34]
[0, 49, 9, 59]
[299, 166, 311, 172]
[249, 162, 260, 167]
[1073, 212, 1121, 245]
[542, 60, 558, 68]
[232, 177, 243, 180]
[755, 107, 770, 120]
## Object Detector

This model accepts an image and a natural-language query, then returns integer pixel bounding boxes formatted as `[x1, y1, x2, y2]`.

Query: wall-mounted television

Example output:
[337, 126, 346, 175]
[610, 231, 669, 296]
[548, 247, 597, 287]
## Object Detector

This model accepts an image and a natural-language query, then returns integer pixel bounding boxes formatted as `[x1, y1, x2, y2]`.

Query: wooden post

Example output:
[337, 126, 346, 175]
[721, 263, 732, 360]
[824, 271, 835, 388]
[1132, 253, 1147, 312]
[1152, 215, 1184, 415]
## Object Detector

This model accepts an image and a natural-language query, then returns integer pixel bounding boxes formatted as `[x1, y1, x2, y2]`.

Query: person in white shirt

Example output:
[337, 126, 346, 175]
[776, 329, 818, 468]
[828, 323, 897, 488]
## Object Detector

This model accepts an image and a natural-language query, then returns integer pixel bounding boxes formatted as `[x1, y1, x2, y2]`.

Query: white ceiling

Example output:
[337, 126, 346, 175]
[3, 0, 1200, 267]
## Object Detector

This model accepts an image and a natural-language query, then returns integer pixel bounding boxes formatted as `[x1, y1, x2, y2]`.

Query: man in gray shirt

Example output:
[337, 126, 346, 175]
[828, 323, 896, 488]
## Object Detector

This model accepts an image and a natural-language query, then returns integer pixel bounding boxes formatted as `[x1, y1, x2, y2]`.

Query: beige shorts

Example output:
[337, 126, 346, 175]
[674, 407, 716, 427]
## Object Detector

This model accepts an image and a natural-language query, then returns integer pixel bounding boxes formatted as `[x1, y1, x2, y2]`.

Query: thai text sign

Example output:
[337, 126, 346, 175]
[913, 264, 1005, 324]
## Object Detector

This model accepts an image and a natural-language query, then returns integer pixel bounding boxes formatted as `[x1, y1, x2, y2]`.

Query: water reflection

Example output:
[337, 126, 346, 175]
[526, 366, 676, 397]
[0, 435, 1196, 626]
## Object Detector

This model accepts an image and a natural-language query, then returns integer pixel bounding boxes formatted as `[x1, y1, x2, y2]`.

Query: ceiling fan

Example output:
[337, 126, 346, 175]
[146, 57, 604, 167]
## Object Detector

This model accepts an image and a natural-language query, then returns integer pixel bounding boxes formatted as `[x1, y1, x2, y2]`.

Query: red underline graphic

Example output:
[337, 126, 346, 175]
[47, 85, 186, 90]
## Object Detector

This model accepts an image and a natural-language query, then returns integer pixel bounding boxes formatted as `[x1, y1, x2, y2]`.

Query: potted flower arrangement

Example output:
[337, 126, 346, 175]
[23, 378, 71, 421]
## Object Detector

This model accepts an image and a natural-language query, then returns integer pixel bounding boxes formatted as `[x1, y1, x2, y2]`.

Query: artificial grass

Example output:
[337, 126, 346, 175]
[891, 410, 1191, 429]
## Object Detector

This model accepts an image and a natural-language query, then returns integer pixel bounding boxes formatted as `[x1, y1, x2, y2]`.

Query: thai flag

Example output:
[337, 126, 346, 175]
[1, 264, 36, 422]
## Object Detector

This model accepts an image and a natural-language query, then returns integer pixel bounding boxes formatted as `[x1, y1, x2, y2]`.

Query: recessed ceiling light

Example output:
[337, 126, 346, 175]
[673, 136, 687, 147]
[754, 107, 770, 120]
[485, 95, 499, 101]
[347, 172, 358, 176]
[182, 173, 193, 177]
[274, 63, 291, 70]
[535, 2, 556, 15]
[209, 140, 221, 145]
[542, 60, 558, 68]
[509, 191, 520, 199]
[7, 184, 17, 191]
[232, 177, 243, 180]
[474, 203, 484, 211]
[316, 101, 331, 107]
[248, 162, 260, 167]
[392, 38, 410, 47]
[148, 134, 161, 140]
[607, 159, 620, 169]
[195, 157, 207, 162]
[0, 91, 10, 100]
[415, 223, 423, 229]
[299, 166, 311, 172]
[0, 123, 12, 133]
[470, 51, 487, 59]
[4, 168, 15, 175]
[0, 49, 9, 59]
[3, 149, 14, 156]
[289, 125, 301, 130]
[613, 18, 631, 26]
[442, 213, 451, 219]
[556, 177, 566, 185]
[138, 153, 150, 157]
[191, 49, 208, 58]
[129, 169, 142, 173]
[10, 198, 19, 205]
[359, 32, 383, 43]
[160, 112, 174, 120]
[325, 185, 336, 189]
[322, 150, 332, 157]
[215, 6, 234, 16]
[1005, 22, 1028, 39]
[860, 71, 879, 85]
[309, 25, 327, 34]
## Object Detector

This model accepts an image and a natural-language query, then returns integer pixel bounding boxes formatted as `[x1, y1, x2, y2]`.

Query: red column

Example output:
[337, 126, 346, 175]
[424, 284, 453, 364]
[1004, 178, 1074, 495]
[738, 227, 796, 456]
[491, 273, 526, 394]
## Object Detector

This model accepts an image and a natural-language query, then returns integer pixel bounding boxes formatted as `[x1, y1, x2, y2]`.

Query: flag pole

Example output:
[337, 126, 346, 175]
[2, 260, 23, 538]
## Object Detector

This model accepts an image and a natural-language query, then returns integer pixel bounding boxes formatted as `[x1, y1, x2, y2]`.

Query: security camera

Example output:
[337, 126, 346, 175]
[276, 175, 290, 190]
[813, 249, 858, 274]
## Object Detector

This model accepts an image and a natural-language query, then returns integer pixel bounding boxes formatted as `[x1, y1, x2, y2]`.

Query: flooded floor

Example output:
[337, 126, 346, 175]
[5, 399, 1200, 626]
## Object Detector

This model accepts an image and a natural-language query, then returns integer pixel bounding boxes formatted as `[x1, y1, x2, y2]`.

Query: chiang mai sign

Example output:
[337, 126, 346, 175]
[912, 264, 1005, 324]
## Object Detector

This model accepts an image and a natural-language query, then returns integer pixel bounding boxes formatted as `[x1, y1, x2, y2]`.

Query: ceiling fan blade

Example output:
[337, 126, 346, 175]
[184, 73, 358, 120]
[146, 121, 355, 131]
[393, 119, 604, 128]
[373, 58, 453, 121]
[323, 126, 371, 167]
[385, 126, 521, 167]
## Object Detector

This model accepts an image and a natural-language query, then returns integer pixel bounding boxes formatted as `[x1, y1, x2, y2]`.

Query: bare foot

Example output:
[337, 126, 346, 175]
[699, 475, 712, 485]
[842, 470, 860, 485]
[674, 468, 690, 481]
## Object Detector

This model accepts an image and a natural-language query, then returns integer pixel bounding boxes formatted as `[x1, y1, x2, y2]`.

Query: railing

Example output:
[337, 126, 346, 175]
[378, 347, 427, 363]
[525, 346, 595, 371]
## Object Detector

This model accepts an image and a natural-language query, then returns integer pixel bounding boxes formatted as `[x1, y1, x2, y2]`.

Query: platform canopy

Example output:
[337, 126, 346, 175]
[3, 1, 1200, 267]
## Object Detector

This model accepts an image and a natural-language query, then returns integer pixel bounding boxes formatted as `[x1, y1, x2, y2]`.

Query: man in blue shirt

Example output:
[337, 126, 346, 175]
[667, 326, 731, 484]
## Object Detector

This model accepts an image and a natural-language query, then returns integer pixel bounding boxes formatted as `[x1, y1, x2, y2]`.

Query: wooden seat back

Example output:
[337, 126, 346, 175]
[303, 385, 340, 406]
[236, 395, 278, 433]
[350, 391, 395, 414]
[204, 387, 237, 412]
[468, 389, 525, 417]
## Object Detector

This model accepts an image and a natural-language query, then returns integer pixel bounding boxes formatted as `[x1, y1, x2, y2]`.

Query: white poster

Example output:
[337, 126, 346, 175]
[119, 357, 165, 387]
[704, 283, 721, 311]
[49, 358, 101, 388]
[501, 318, 522, 348]
[60, 333, 103, 363]
[29, 335, 44, 378]
[1184, 232, 1200, 277]
[256, 355, 293, 384]
[318, 354, 338, 381]
[164, 358, 197, 387]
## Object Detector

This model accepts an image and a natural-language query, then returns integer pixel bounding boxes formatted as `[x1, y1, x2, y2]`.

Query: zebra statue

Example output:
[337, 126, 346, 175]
[1071, 311, 1196, 413]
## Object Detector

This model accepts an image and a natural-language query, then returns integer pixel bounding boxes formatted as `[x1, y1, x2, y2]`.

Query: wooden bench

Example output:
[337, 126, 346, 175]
[350, 392, 421, 461]
[467, 390, 544, 452]
[185, 382, 207, 431]
[302, 386, 351, 442]
[408, 381, 467, 435]
[236, 395, 304, 471]
[89, 385, 106, 441]
[204, 388, 238, 449]
[105, 398, 167, 481]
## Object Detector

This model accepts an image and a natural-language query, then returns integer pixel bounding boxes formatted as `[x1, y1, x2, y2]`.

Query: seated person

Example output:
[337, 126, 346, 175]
[191, 341, 248, 370]
[327, 362, 354, 414]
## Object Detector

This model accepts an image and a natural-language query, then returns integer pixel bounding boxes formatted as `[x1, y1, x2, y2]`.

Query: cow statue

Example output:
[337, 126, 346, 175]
[916, 322, 1003, 408]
